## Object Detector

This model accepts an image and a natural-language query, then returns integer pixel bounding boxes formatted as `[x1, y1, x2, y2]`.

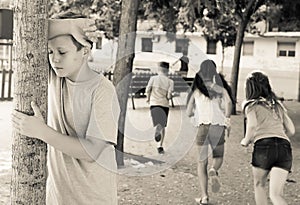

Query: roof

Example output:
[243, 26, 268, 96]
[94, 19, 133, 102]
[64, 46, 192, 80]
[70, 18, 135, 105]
[261, 32, 300, 38]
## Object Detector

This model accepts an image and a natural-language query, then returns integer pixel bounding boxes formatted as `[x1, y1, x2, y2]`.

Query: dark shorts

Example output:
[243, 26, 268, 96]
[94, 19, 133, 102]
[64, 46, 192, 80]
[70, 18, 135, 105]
[252, 137, 293, 172]
[150, 106, 169, 127]
[196, 124, 225, 158]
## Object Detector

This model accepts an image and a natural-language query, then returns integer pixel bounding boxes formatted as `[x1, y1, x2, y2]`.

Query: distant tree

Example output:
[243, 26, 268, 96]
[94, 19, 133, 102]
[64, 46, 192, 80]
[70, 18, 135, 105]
[221, 0, 266, 114]
[112, 0, 139, 166]
[251, 0, 300, 32]
[276, 0, 300, 31]
[140, 0, 182, 40]
[11, 0, 48, 204]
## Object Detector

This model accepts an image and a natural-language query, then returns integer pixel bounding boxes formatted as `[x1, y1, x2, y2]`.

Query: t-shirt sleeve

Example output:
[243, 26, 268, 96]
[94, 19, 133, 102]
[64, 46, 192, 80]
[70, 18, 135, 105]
[145, 77, 154, 94]
[87, 77, 120, 144]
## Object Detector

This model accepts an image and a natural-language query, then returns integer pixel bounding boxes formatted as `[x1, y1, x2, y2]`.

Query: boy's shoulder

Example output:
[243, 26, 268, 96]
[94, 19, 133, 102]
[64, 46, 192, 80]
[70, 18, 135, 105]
[97, 73, 115, 90]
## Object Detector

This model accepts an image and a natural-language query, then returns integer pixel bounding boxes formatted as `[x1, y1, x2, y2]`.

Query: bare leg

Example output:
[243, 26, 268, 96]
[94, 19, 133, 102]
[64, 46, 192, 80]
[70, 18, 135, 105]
[252, 167, 269, 205]
[159, 127, 165, 147]
[269, 167, 289, 205]
[154, 124, 162, 143]
[197, 145, 209, 200]
[211, 144, 224, 171]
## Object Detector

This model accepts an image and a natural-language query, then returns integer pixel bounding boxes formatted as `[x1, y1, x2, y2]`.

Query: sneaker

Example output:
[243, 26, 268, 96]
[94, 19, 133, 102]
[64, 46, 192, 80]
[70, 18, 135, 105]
[155, 133, 161, 142]
[195, 196, 209, 205]
[208, 168, 221, 193]
[157, 147, 164, 154]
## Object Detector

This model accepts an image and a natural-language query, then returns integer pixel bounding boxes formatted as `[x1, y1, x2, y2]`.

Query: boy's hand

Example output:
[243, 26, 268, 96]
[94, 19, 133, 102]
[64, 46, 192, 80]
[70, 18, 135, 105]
[12, 101, 46, 140]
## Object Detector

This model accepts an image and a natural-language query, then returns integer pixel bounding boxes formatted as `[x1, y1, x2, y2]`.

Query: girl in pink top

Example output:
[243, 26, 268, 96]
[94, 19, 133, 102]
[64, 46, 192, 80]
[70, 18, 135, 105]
[241, 71, 295, 205]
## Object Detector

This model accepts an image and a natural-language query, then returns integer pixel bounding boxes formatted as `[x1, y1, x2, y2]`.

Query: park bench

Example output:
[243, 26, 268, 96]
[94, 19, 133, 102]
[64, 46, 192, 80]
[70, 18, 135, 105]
[129, 72, 193, 109]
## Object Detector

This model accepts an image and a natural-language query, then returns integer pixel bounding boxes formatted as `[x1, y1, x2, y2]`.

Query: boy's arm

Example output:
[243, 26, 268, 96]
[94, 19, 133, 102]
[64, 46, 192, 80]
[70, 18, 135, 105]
[241, 107, 257, 146]
[145, 77, 153, 102]
[12, 103, 107, 162]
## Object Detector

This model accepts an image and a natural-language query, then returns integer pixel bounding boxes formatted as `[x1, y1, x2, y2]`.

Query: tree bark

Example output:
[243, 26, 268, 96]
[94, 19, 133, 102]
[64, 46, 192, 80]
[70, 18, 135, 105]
[11, 0, 48, 204]
[230, 20, 247, 115]
[229, 0, 265, 114]
[113, 0, 139, 167]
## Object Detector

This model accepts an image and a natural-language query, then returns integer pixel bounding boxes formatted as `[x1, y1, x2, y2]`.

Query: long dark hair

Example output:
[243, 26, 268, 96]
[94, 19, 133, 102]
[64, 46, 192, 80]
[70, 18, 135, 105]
[245, 71, 277, 101]
[187, 59, 234, 103]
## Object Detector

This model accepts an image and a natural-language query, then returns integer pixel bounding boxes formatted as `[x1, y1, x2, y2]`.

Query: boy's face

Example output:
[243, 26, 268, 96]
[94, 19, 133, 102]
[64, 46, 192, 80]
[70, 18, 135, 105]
[48, 35, 85, 80]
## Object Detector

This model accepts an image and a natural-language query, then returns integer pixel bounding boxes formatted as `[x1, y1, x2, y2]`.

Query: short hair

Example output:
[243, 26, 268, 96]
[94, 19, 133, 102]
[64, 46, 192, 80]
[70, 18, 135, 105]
[159, 61, 169, 69]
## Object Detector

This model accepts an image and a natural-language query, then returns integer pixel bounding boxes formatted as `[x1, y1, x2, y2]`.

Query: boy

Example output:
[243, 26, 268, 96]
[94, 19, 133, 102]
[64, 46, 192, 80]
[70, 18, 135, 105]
[146, 61, 174, 154]
[12, 17, 120, 204]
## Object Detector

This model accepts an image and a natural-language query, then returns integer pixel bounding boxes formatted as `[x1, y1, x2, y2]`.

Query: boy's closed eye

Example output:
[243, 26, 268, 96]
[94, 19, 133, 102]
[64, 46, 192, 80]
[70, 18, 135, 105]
[58, 50, 67, 55]
[47, 49, 67, 55]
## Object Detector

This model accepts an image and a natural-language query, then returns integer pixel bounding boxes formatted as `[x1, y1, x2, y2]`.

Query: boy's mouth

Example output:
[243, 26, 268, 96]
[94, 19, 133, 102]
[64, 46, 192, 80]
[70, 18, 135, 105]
[54, 67, 63, 70]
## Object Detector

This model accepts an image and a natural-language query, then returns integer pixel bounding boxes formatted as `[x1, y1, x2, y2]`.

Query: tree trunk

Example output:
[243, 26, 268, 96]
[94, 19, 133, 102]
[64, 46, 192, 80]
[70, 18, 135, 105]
[11, 0, 48, 204]
[230, 20, 247, 115]
[113, 0, 139, 167]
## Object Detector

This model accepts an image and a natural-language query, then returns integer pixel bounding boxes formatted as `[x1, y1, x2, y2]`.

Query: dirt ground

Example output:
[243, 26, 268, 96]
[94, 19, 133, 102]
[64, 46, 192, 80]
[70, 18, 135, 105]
[117, 101, 300, 205]
[0, 100, 300, 205]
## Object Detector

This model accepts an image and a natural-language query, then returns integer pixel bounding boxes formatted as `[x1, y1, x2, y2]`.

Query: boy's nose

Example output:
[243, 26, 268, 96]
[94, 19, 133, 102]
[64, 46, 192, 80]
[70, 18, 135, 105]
[52, 55, 60, 63]
[53, 58, 59, 63]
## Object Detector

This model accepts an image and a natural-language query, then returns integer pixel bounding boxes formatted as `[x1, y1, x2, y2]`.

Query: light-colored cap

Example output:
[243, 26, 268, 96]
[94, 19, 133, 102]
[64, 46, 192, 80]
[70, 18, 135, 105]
[48, 18, 96, 48]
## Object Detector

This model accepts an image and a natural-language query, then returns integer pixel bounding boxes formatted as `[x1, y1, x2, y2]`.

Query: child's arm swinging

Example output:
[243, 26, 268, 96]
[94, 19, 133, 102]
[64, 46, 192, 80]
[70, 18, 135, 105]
[186, 93, 195, 117]
[241, 107, 257, 146]
[282, 110, 295, 137]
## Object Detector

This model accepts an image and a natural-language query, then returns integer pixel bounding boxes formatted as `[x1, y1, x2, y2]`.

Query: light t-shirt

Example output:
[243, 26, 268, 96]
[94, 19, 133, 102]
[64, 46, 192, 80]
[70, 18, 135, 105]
[145, 74, 174, 107]
[47, 70, 120, 205]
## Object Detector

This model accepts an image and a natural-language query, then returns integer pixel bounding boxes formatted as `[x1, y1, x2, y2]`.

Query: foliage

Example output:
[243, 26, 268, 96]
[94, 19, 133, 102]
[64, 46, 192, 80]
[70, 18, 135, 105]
[138, 0, 183, 41]
[275, 0, 300, 31]
[49, 0, 121, 39]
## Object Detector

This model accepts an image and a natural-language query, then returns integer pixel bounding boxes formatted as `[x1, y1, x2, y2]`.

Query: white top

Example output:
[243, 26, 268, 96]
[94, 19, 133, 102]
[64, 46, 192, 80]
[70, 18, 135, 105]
[145, 74, 174, 107]
[188, 89, 230, 126]
[47, 70, 120, 205]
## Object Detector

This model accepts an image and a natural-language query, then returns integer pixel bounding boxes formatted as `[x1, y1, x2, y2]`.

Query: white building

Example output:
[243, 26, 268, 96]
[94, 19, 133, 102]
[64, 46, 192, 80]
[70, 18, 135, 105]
[90, 23, 300, 101]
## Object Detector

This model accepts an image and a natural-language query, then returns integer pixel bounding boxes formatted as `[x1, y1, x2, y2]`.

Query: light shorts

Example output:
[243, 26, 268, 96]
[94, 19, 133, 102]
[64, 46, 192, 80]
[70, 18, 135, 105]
[252, 137, 292, 172]
[196, 124, 225, 158]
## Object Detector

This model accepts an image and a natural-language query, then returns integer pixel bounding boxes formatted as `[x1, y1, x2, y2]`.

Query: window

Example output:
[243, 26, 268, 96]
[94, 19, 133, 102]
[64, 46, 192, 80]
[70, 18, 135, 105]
[141, 38, 153, 52]
[175, 38, 189, 55]
[207, 39, 217, 54]
[277, 42, 296, 57]
[242, 41, 254, 56]
[96, 37, 102, 49]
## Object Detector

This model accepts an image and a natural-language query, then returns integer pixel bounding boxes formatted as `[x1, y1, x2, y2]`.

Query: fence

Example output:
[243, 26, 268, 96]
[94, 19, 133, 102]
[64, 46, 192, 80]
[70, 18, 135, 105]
[0, 41, 13, 101]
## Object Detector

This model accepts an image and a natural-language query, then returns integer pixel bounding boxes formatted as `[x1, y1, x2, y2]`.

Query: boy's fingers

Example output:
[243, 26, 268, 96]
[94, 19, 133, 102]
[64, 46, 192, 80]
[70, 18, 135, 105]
[12, 110, 25, 119]
[31, 101, 43, 118]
